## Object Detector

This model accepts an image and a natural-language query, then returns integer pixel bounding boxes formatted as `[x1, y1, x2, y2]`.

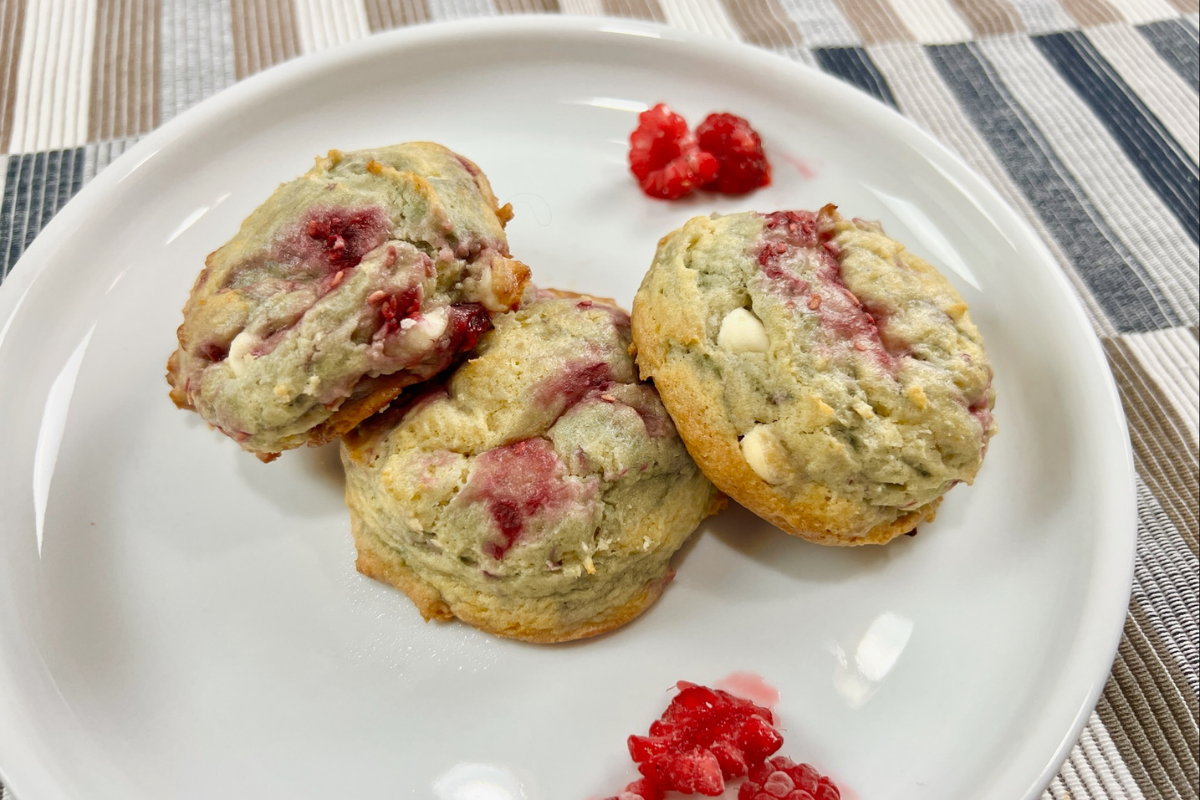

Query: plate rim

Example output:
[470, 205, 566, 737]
[0, 15, 1138, 800]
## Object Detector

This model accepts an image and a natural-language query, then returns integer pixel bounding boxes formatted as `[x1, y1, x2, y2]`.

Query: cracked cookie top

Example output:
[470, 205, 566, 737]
[340, 292, 722, 642]
[167, 142, 529, 457]
[631, 205, 996, 545]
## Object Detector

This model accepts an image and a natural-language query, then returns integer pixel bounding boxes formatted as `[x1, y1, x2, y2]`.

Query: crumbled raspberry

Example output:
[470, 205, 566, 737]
[198, 342, 229, 363]
[738, 756, 841, 800]
[374, 288, 422, 337]
[602, 778, 666, 800]
[443, 302, 492, 352]
[629, 104, 719, 200]
[627, 681, 784, 796]
[696, 113, 771, 195]
[303, 207, 390, 270]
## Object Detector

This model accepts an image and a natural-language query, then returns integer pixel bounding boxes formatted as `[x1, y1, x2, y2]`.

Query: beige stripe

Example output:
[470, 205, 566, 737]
[983, 36, 1198, 330]
[88, 0, 160, 142]
[835, 0, 914, 43]
[559, 0, 606, 13]
[496, 0, 560, 13]
[1124, 327, 1200, 443]
[1100, 610, 1199, 800]
[1088, 23, 1200, 165]
[885, 0, 973, 43]
[868, 42, 1119, 334]
[230, 0, 302, 80]
[602, 0, 666, 21]
[656, 0, 741, 38]
[1059, 0, 1123, 25]
[1166, 0, 1199, 13]
[0, 0, 27, 154]
[293, 0, 369, 54]
[1056, 713, 1149, 800]
[719, 0, 803, 49]
[10, 0, 97, 152]
[948, 0, 1024, 34]
[1081, 712, 1148, 798]
[1042, 776, 1067, 800]
[1129, 599, 1199, 742]
[1097, 690, 1166, 800]
[364, 0, 431, 28]
[1104, 337, 1199, 557]
[1104, 0, 1188, 23]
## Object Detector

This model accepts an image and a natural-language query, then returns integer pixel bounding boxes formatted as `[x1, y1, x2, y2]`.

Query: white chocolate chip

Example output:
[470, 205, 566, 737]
[474, 264, 497, 309]
[415, 307, 449, 340]
[741, 425, 788, 485]
[718, 308, 770, 353]
[225, 330, 259, 378]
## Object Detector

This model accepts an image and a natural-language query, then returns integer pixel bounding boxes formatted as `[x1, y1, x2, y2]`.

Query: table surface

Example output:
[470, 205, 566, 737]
[0, 1, 1195, 799]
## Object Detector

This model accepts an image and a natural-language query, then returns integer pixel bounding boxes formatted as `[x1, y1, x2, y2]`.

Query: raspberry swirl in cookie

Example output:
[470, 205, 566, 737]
[167, 143, 529, 459]
[632, 204, 996, 545]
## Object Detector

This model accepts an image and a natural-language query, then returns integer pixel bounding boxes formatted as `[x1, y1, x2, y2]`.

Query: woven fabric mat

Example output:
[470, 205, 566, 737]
[0, 1, 1196, 798]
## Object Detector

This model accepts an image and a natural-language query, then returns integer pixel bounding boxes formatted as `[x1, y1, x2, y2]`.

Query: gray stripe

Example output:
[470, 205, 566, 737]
[869, 40, 1119, 336]
[428, 0, 496, 20]
[927, 42, 1181, 333]
[1086, 24, 1200, 166]
[779, 0, 860, 47]
[82, 137, 140, 185]
[0, 138, 138, 285]
[1032, 31, 1199, 247]
[978, 35, 1198, 328]
[0, 148, 86, 284]
[1008, 0, 1076, 35]
[1138, 18, 1200, 92]
[814, 46, 899, 106]
[161, 0, 238, 122]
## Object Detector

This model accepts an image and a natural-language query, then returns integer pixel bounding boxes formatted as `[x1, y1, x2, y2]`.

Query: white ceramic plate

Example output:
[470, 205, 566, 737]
[0, 17, 1135, 800]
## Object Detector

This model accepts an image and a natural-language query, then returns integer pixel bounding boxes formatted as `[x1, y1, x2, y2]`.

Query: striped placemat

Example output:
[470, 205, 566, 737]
[0, 1, 1195, 798]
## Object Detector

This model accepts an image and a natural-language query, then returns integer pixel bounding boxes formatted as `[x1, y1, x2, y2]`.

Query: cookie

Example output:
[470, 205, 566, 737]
[167, 142, 530, 459]
[631, 205, 996, 545]
[341, 292, 723, 643]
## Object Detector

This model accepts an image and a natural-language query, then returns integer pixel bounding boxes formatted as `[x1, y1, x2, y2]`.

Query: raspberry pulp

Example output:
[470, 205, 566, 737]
[696, 113, 771, 195]
[458, 437, 577, 561]
[604, 778, 666, 800]
[629, 104, 719, 200]
[738, 756, 841, 800]
[443, 302, 493, 353]
[301, 207, 391, 271]
[628, 681, 784, 796]
[375, 288, 422, 337]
